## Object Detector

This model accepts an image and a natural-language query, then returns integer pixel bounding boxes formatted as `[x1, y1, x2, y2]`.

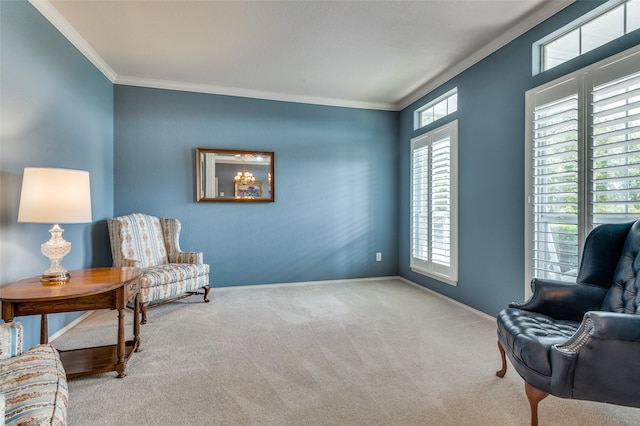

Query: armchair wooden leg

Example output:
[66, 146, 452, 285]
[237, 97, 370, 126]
[496, 341, 507, 377]
[140, 302, 149, 325]
[525, 382, 548, 426]
[203, 285, 211, 303]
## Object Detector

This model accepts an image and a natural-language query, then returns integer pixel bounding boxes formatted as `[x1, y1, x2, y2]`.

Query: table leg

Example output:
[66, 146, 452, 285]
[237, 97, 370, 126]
[116, 307, 126, 378]
[133, 293, 141, 352]
[40, 314, 48, 344]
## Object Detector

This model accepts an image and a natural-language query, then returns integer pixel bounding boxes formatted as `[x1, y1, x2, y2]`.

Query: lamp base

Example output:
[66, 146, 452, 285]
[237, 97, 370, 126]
[41, 271, 71, 284]
[40, 224, 72, 284]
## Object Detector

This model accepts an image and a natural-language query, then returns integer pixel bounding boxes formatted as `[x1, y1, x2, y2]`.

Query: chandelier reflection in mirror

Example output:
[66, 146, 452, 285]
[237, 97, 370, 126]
[234, 172, 255, 185]
[234, 154, 261, 186]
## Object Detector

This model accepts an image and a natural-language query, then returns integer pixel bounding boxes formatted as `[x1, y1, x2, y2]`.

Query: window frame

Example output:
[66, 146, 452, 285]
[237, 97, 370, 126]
[533, 0, 638, 74]
[410, 120, 459, 285]
[525, 44, 640, 299]
[414, 88, 458, 130]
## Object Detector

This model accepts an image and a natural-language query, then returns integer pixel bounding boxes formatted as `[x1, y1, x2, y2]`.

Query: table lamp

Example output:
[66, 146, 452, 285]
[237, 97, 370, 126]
[17, 167, 92, 283]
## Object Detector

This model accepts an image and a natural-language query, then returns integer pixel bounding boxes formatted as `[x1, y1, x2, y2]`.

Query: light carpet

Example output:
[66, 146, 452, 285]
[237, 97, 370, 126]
[53, 278, 640, 425]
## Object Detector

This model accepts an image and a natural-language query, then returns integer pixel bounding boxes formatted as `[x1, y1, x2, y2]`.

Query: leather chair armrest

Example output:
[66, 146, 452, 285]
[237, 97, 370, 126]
[550, 312, 640, 403]
[510, 278, 608, 323]
[583, 311, 640, 341]
[173, 251, 204, 264]
[555, 312, 640, 354]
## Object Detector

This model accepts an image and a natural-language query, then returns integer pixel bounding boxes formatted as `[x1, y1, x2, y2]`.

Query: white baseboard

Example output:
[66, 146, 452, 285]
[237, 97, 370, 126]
[49, 311, 94, 342]
[209, 275, 400, 291]
[397, 276, 496, 321]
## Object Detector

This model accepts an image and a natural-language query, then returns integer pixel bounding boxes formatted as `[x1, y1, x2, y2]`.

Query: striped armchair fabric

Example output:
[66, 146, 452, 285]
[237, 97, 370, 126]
[108, 213, 211, 324]
[0, 322, 68, 426]
[0, 322, 22, 360]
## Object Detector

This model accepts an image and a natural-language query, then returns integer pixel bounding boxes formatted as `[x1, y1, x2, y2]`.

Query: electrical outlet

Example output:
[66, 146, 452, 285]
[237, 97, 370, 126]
[376, 252, 382, 262]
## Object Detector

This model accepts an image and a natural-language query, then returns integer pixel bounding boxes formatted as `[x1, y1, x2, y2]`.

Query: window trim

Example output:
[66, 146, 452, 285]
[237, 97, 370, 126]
[413, 88, 458, 130]
[525, 44, 640, 299]
[533, 0, 635, 75]
[410, 120, 459, 286]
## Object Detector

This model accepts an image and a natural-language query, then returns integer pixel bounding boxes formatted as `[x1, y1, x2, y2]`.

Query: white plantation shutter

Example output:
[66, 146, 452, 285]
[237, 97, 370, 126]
[526, 46, 640, 297]
[412, 143, 429, 262]
[431, 138, 453, 266]
[531, 92, 580, 281]
[411, 121, 458, 285]
[591, 70, 640, 224]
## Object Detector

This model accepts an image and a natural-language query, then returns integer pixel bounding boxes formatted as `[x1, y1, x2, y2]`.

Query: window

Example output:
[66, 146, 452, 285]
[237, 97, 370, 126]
[411, 120, 458, 285]
[414, 88, 458, 130]
[536, 0, 639, 73]
[526, 46, 640, 297]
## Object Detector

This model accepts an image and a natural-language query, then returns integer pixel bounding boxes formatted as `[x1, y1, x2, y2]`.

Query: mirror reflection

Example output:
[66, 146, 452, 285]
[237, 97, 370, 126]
[196, 148, 275, 202]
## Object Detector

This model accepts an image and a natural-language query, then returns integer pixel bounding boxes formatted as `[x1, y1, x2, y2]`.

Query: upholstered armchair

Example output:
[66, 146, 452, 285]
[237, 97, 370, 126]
[496, 220, 640, 425]
[108, 213, 210, 324]
[0, 322, 68, 425]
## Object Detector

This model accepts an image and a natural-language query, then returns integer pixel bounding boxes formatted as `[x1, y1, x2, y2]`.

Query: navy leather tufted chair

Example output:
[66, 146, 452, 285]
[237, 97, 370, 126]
[496, 220, 640, 426]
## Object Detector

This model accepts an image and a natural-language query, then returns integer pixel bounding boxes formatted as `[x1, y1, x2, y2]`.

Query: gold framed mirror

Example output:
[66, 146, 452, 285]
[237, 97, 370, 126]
[196, 148, 275, 202]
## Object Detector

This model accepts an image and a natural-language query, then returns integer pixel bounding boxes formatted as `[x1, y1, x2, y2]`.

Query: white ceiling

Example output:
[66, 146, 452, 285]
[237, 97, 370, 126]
[31, 0, 574, 111]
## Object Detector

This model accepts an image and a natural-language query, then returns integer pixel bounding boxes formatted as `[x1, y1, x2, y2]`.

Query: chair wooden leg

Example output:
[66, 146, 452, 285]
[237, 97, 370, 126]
[525, 382, 548, 426]
[140, 302, 149, 325]
[203, 285, 211, 303]
[496, 341, 507, 377]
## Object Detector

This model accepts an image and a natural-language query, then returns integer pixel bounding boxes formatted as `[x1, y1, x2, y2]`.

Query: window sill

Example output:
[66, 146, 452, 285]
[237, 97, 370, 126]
[410, 266, 457, 287]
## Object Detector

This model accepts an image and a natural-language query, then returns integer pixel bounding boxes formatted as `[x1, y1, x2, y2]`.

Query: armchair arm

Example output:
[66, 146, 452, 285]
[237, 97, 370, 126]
[171, 251, 204, 264]
[550, 312, 640, 404]
[160, 218, 205, 264]
[0, 322, 23, 359]
[510, 278, 608, 323]
[573, 311, 640, 342]
[121, 258, 140, 268]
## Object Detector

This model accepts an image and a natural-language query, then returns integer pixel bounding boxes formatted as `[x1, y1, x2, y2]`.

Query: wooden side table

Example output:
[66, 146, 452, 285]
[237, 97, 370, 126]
[0, 267, 141, 378]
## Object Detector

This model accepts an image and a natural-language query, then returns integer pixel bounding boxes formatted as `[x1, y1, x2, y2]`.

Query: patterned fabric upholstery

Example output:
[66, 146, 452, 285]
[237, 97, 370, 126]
[140, 264, 209, 288]
[140, 274, 210, 303]
[0, 323, 68, 426]
[109, 213, 168, 268]
[0, 323, 22, 360]
[160, 219, 204, 263]
[108, 213, 210, 306]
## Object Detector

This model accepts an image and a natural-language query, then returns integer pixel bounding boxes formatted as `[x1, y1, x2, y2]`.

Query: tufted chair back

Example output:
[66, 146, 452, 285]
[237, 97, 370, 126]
[602, 220, 640, 314]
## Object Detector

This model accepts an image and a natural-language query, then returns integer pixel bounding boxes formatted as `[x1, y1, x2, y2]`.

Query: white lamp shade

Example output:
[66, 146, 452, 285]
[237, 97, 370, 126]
[18, 167, 92, 224]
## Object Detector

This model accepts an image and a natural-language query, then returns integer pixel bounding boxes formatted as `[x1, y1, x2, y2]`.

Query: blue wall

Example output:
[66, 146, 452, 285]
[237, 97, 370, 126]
[398, 0, 640, 316]
[114, 86, 399, 286]
[0, 0, 114, 349]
